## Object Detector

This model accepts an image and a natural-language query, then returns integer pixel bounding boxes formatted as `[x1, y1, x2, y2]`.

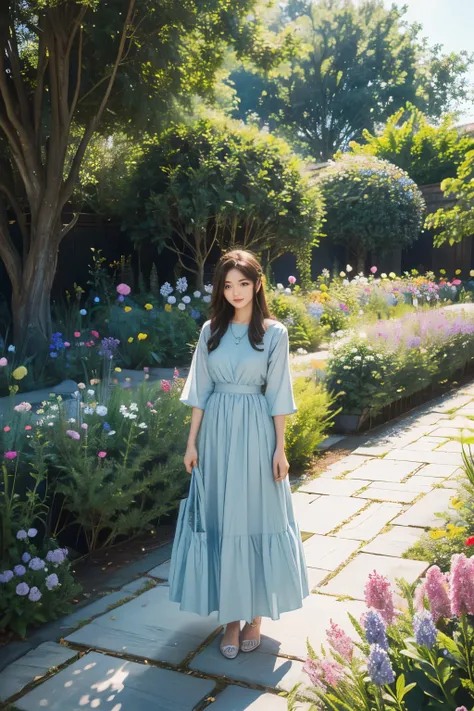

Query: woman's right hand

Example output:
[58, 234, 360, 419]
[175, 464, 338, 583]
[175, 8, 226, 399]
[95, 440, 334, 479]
[184, 443, 199, 474]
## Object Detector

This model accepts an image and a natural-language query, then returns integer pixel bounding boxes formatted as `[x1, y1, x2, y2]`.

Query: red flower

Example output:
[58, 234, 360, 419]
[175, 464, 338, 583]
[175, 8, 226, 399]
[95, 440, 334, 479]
[466, 537, 474, 546]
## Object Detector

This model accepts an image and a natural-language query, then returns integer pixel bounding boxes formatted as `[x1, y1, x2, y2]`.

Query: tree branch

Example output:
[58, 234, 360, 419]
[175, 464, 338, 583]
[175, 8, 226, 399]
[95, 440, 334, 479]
[60, 0, 136, 207]
[69, 22, 84, 121]
[34, 19, 48, 154]
[0, 181, 28, 254]
[60, 210, 80, 240]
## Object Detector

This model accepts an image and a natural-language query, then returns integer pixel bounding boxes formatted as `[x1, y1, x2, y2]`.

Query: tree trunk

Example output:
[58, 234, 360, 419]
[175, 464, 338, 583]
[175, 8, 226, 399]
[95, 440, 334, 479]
[196, 258, 205, 292]
[356, 247, 367, 274]
[11, 234, 60, 353]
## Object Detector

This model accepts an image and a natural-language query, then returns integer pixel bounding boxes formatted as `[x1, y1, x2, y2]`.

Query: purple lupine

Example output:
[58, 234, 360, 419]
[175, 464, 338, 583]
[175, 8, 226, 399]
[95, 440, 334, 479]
[99, 337, 120, 359]
[364, 609, 389, 650]
[367, 644, 395, 686]
[413, 611, 438, 649]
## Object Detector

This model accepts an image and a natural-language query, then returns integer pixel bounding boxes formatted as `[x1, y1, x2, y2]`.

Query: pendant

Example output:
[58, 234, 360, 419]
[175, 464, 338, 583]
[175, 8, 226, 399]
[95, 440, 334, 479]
[234, 337, 241, 345]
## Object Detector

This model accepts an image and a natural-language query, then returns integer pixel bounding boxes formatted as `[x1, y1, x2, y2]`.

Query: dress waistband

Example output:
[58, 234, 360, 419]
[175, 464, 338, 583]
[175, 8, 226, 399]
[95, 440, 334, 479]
[214, 383, 263, 394]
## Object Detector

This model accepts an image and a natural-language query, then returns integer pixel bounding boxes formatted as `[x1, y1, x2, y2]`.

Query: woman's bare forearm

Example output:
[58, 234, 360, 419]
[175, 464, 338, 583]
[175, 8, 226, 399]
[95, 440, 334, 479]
[273, 414, 286, 450]
[187, 406, 204, 446]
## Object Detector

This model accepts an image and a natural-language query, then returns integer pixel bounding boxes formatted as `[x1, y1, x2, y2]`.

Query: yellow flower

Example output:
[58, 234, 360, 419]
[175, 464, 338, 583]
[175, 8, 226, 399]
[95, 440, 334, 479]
[429, 529, 446, 540]
[389, 272, 396, 279]
[12, 366, 27, 380]
[124, 306, 132, 313]
[446, 523, 466, 539]
[450, 496, 463, 510]
[320, 284, 328, 291]
[311, 360, 326, 370]
[455, 269, 461, 275]
[138, 333, 148, 341]
[144, 303, 153, 311]
[440, 269, 446, 275]
[128, 337, 134, 343]
[470, 270, 474, 277]
[114, 367, 122, 373]
[165, 304, 172, 312]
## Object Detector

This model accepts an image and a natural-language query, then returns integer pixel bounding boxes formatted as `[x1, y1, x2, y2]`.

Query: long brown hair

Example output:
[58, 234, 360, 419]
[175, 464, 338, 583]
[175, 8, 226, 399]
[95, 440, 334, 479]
[207, 249, 273, 352]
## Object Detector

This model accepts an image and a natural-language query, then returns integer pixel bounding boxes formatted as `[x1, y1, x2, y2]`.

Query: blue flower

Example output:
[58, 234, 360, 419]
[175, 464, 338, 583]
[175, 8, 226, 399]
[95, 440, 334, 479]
[103, 422, 111, 432]
[364, 610, 388, 650]
[8, 345, 15, 353]
[94, 297, 100, 303]
[413, 611, 438, 649]
[50, 352, 58, 358]
[367, 644, 395, 686]
[79, 309, 87, 316]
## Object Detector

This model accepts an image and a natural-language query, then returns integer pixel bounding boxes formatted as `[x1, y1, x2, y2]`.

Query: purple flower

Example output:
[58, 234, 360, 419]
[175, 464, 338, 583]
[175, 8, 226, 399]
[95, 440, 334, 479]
[28, 557, 45, 571]
[364, 609, 388, 650]
[99, 337, 120, 360]
[367, 644, 395, 686]
[28, 586, 42, 602]
[16, 582, 30, 596]
[16, 530, 27, 540]
[27, 528, 38, 538]
[46, 549, 66, 565]
[413, 611, 438, 649]
[14, 565, 26, 576]
[0, 570, 14, 583]
[22, 552, 31, 563]
[45, 573, 59, 590]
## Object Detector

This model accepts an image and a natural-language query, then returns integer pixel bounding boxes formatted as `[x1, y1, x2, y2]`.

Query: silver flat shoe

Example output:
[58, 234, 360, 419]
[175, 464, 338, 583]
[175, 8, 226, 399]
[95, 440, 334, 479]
[240, 617, 261, 653]
[219, 642, 239, 659]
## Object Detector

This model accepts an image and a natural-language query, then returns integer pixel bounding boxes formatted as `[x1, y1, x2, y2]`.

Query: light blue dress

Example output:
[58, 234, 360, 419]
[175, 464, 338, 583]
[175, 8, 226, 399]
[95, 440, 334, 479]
[168, 319, 310, 624]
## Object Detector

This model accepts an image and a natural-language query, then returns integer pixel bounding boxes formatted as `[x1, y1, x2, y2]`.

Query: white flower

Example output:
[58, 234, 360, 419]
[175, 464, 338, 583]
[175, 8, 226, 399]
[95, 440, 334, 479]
[351, 347, 358, 353]
[339, 271, 346, 278]
[160, 282, 173, 297]
[354, 355, 362, 361]
[202, 295, 211, 303]
[96, 405, 108, 417]
[193, 290, 201, 298]
[343, 279, 349, 286]
[83, 406, 95, 415]
[138, 422, 148, 429]
[296, 347, 308, 355]
[176, 277, 188, 293]
[68, 418, 76, 423]
[276, 283, 284, 290]
[108, 430, 116, 436]
[87, 389, 95, 396]
[119, 405, 127, 413]
[335, 330, 344, 338]
[360, 277, 368, 284]
[122, 412, 130, 419]
[359, 331, 367, 339]
[130, 403, 138, 411]
[204, 283, 213, 294]
[182, 295, 191, 304]
[178, 303, 186, 310]
[346, 265, 353, 272]
[284, 288, 292, 294]
[167, 295, 176, 304]
[77, 383, 86, 390]
[381, 273, 387, 279]
[359, 309, 364, 315]
[128, 413, 137, 420]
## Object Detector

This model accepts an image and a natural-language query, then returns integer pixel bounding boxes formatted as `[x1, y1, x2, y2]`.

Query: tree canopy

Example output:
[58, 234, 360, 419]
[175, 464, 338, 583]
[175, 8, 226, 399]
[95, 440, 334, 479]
[226, 0, 474, 160]
[347, 103, 474, 186]
[118, 118, 325, 288]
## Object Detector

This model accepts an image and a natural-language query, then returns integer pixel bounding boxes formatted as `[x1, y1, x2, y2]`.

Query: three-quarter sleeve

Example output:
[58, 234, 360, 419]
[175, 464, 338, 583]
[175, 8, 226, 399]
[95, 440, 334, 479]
[179, 320, 215, 410]
[264, 325, 298, 416]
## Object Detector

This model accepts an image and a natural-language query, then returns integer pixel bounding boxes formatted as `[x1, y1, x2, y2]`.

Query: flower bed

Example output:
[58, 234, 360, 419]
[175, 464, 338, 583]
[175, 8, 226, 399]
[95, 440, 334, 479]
[326, 309, 474, 430]
[291, 564, 474, 710]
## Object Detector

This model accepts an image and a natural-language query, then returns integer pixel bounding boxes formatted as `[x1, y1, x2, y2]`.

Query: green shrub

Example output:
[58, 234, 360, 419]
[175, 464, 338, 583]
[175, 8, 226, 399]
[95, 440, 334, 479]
[284, 379, 337, 469]
[268, 293, 329, 351]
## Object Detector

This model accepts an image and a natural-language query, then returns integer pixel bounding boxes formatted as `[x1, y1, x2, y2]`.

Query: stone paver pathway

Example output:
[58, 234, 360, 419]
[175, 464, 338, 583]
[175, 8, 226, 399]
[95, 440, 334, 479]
[2, 381, 474, 710]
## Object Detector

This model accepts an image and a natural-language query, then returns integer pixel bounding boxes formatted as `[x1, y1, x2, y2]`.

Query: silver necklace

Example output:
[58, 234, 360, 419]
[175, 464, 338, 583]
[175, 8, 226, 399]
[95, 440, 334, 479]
[229, 322, 249, 345]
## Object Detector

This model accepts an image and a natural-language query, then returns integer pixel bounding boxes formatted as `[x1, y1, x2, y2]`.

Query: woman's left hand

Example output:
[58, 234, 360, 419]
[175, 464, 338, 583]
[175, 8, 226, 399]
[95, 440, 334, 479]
[273, 448, 289, 482]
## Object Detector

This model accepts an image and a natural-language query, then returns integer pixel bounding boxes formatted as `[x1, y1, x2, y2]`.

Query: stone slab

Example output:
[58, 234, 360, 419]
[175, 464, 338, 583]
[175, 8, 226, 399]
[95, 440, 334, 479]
[394, 488, 458, 528]
[437, 441, 464, 453]
[316, 435, 346, 451]
[307, 567, 330, 590]
[430, 427, 473, 438]
[323, 455, 373, 475]
[209, 686, 312, 711]
[0, 642, 77, 703]
[407, 475, 444, 488]
[414, 413, 447, 426]
[361, 526, 426, 557]
[430, 395, 474, 413]
[296, 495, 366, 535]
[384, 449, 463, 467]
[65, 584, 219, 665]
[351, 446, 391, 457]
[15, 651, 215, 711]
[298, 478, 371, 496]
[58, 591, 136, 633]
[435, 416, 474, 429]
[321, 553, 428, 601]
[414, 464, 461, 479]
[120, 576, 156, 595]
[303, 534, 361, 571]
[147, 560, 170, 580]
[369, 479, 432, 493]
[335, 502, 402, 541]
[355, 485, 419, 504]
[401, 437, 448, 452]
[346, 459, 420, 483]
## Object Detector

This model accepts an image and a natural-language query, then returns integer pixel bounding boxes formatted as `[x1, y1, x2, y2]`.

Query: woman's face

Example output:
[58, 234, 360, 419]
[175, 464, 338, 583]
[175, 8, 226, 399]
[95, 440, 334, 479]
[223, 268, 258, 312]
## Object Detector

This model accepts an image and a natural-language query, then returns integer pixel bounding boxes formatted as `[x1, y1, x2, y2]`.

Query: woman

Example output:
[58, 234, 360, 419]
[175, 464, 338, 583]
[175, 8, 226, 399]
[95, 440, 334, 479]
[168, 248, 310, 659]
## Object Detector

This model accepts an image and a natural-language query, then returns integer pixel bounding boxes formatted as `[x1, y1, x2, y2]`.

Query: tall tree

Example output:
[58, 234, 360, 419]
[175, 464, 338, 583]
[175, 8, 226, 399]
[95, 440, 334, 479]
[228, 0, 474, 160]
[0, 0, 286, 350]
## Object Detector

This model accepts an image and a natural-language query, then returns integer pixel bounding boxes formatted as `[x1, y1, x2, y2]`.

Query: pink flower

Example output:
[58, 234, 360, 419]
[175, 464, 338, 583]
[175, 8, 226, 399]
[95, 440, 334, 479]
[64, 342, 70, 347]
[174, 368, 180, 379]
[321, 658, 344, 687]
[326, 619, 353, 661]
[303, 658, 326, 689]
[81, 423, 88, 430]
[3, 426, 11, 432]
[143, 367, 149, 373]
[0, 357, 7, 367]
[370, 266, 377, 274]
[364, 570, 395, 625]
[91, 330, 99, 339]
[161, 380, 171, 393]
[414, 580, 427, 612]
[450, 553, 474, 616]
[288, 275, 297, 284]
[4, 451, 17, 460]
[74, 332, 81, 338]
[66, 430, 80, 440]
[116, 283, 131, 296]
[25, 426, 32, 431]
[424, 566, 451, 622]
[452, 279, 462, 286]
[146, 402, 153, 408]
[98, 451, 107, 458]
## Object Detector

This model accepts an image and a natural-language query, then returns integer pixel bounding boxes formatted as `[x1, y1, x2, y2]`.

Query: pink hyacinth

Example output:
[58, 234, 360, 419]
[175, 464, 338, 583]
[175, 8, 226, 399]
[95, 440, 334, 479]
[4, 451, 17, 460]
[414, 580, 427, 613]
[3, 426, 10, 432]
[116, 283, 131, 296]
[303, 658, 326, 690]
[74, 331, 81, 338]
[364, 570, 395, 625]
[173, 367, 180, 379]
[452, 279, 462, 286]
[0, 357, 7, 367]
[161, 380, 171, 393]
[98, 451, 107, 458]
[326, 619, 353, 661]
[370, 266, 377, 274]
[424, 566, 451, 622]
[64, 342, 70, 347]
[288, 275, 297, 284]
[66, 430, 80, 440]
[321, 658, 344, 687]
[450, 554, 474, 617]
